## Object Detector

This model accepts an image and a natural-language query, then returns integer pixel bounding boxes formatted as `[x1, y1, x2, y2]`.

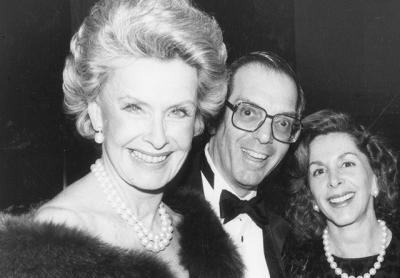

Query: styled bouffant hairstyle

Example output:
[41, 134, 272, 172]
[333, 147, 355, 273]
[287, 110, 399, 241]
[63, 0, 227, 138]
[227, 51, 305, 118]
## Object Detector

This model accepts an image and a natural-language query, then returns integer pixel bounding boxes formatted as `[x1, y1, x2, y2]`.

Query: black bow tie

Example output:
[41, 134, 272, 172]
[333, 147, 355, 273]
[219, 189, 268, 227]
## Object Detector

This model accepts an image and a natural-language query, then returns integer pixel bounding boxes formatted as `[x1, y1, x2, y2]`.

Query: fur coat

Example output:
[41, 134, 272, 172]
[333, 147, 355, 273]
[0, 190, 244, 278]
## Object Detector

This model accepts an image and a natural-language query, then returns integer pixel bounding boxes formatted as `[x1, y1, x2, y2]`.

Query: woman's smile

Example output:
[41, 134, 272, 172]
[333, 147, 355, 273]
[130, 149, 170, 164]
[327, 191, 355, 207]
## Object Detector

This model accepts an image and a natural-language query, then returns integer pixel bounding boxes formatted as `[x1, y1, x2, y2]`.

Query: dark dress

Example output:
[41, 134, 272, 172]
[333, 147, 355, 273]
[283, 231, 400, 278]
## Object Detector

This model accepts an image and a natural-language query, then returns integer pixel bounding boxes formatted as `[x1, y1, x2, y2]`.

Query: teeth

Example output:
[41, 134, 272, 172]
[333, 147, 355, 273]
[131, 150, 167, 163]
[242, 149, 268, 160]
[329, 192, 355, 204]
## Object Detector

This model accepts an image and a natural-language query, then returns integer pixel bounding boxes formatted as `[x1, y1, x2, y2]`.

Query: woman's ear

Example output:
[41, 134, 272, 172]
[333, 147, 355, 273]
[194, 116, 204, 137]
[88, 101, 103, 131]
[312, 200, 320, 212]
[371, 174, 379, 197]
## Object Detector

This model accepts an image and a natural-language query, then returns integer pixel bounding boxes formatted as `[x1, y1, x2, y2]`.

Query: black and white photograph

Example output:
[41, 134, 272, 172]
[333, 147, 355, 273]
[1, 0, 399, 277]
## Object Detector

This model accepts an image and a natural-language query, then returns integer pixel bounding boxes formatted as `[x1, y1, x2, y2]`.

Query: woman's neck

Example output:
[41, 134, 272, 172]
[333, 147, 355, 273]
[326, 215, 382, 258]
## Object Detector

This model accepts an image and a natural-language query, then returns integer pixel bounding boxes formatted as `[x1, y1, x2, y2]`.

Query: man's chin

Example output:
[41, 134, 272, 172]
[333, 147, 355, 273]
[236, 177, 261, 191]
[236, 169, 266, 184]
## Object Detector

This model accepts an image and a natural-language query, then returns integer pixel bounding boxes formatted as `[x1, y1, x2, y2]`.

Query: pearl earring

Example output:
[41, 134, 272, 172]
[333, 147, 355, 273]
[372, 189, 379, 198]
[313, 203, 320, 212]
[94, 129, 104, 144]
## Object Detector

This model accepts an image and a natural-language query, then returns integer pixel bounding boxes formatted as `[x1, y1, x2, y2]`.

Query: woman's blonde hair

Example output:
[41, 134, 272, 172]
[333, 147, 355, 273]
[63, 0, 227, 138]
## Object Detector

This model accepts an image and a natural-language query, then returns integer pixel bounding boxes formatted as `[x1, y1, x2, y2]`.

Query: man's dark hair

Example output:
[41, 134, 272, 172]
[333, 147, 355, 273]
[227, 51, 305, 118]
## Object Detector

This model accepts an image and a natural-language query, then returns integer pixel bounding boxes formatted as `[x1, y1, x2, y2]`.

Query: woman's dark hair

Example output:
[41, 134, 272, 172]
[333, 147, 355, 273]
[287, 109, 399, 241]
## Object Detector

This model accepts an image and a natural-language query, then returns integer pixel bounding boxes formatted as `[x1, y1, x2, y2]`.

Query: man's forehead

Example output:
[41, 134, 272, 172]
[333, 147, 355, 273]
[230, 65, 298, 114]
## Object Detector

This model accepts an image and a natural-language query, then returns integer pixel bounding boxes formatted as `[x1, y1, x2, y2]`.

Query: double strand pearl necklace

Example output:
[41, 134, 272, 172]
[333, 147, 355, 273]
[322, 220, 388, 278]
[91, 159, 173, 253]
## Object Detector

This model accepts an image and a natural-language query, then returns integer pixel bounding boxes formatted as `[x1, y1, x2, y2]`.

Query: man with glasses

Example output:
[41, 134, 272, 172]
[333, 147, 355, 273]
[165, 51, 305, 278]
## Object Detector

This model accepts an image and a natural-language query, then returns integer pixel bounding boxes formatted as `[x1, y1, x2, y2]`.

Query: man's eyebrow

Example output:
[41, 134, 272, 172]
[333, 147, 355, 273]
[280, 111, 297, 117]
[231, 97, 297, 116]
[232, 97, 252, 103]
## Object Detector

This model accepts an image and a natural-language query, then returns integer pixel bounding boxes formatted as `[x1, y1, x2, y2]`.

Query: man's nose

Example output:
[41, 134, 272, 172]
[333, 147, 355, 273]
[253, 119, 273, 144]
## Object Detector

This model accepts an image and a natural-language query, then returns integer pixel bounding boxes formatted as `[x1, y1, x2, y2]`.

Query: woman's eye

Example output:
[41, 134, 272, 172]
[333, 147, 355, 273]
[311, 168, 325, 177]
[342, 161, 355, 168]
[124, 103, 142, 112]
[170, 108, 189, 118]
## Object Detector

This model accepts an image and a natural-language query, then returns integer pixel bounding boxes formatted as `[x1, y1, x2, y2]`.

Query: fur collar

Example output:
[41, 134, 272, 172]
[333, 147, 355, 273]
[0, 190, 243, 278]
[167, 189, 244, 278]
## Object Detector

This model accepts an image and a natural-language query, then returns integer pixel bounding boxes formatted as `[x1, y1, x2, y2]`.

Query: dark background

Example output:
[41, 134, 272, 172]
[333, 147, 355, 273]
[1, 0, 399, 209]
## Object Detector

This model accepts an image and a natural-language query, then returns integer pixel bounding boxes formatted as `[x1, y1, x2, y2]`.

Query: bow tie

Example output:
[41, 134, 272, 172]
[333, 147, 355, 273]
[219, 189, 268, 227]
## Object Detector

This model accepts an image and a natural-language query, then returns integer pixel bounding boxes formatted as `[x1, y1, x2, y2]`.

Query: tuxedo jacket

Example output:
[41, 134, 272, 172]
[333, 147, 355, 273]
[164, 144, 290, 278]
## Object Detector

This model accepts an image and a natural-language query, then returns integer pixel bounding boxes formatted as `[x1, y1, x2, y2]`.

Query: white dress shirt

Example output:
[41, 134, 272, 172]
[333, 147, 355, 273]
[202, 144, 270, 278]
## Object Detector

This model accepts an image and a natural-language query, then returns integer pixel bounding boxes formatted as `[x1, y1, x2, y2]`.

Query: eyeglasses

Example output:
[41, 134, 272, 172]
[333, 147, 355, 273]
[225, 100, 302, 144]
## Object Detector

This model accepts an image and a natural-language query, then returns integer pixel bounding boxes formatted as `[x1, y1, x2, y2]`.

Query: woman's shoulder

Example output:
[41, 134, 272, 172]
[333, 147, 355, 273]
[0, 212, 175, 277]
[35, 203, 87, 230]
[35, 173, 107, 230]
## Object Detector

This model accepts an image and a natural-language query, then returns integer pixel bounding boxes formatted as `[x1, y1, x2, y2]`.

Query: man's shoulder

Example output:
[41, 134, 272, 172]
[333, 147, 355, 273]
[259, 205, 291, 255]
[266, 209, 290, 236]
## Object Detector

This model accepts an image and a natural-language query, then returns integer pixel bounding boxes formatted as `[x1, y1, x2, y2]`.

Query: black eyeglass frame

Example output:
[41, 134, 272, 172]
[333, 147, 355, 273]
[225, 100, 302, 144]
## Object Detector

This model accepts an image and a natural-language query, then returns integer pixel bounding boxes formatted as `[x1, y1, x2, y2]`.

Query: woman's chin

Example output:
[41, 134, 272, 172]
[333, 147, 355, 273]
[126, 177, 170, 193]
[327, 214, 359, 228]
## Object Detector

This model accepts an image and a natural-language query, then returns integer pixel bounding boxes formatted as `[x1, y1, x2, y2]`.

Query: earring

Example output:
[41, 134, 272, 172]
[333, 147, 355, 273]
[313, 203, 320, 212]
[94, 129, 104, 144]
[372, 189, 379, 198]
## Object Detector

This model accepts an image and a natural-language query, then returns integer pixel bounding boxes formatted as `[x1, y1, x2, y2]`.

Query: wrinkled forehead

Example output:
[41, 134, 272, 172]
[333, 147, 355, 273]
[230, 64, 298, 115]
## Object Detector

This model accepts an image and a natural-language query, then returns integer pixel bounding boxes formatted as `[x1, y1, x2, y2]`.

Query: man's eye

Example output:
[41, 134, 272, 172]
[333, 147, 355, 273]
[275, 117, 294, 127]
[239, 107, 256, 118]
[278, 120, 289, 127]
[124, 103, 142, 112]
[243, 109, 253, 116]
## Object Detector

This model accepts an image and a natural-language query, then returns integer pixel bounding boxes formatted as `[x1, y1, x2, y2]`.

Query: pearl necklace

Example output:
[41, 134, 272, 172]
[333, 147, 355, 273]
[322, 220, 387, 278]
[91, 159, 173, 253]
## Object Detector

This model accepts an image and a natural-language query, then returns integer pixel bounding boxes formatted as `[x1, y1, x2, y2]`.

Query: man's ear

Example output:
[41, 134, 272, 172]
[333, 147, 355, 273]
[194, 116, 204, 137]
[88, 101, 103, 131]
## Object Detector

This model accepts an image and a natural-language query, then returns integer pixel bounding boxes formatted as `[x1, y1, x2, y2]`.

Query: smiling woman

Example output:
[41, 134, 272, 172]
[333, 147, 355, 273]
[87, 58, 199, 192]
[0, 0, 244, 277]
[283, 110, 400, 278]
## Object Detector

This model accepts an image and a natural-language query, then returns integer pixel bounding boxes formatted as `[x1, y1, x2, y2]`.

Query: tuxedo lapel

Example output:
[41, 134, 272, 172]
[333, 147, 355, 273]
[199, 148, 214, 188]
[184, 149, 205, 193]
[262, 223, 287, 278]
